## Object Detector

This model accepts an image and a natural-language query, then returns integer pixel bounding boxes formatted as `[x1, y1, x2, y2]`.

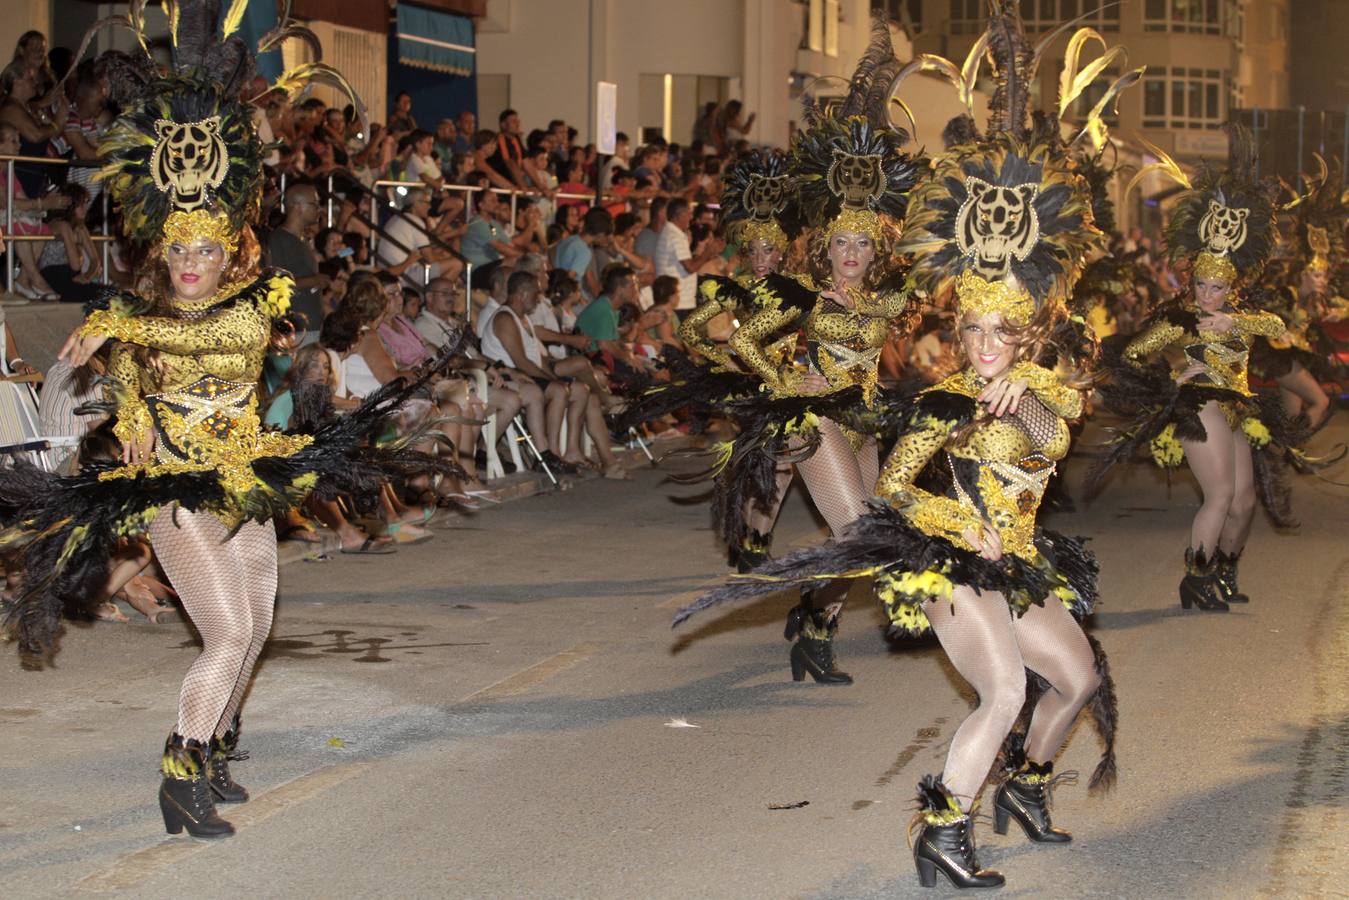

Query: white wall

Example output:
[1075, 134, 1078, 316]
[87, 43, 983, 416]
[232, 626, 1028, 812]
[474, 0, 592, 136]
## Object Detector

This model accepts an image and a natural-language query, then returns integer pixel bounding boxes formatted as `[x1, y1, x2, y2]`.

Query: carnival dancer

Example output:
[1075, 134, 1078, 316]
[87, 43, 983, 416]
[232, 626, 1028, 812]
[0, 2, 443, 840]
[1092, 129, 1294, 612]
[716, 19, 923, 684]
[1250, 156, 1345, 429]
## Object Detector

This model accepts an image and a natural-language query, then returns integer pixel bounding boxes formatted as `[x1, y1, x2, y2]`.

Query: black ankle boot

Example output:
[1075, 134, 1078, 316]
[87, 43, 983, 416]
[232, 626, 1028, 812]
[1213, 549, 1249, 604]
[735, 529, 772, 573]
[993, 760, 1072, 843]
[208, 715, 249, 804]
[159, 734, 234, 839]
[786, 593, 852, 685]
[1180, 548, 1228, 612]
[912, 776, 1004, 889]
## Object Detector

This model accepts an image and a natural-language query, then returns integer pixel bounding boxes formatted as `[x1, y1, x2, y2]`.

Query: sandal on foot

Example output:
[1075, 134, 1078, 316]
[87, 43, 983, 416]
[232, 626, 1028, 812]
[340, 536, 397, 555]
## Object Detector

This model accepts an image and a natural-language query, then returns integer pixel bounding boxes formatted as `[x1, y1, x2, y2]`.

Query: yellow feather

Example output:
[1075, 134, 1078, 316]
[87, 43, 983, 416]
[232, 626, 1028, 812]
[1124, 133, 1191, 199]
[221, 0, 249, 39]
[162, 0, 179, 47]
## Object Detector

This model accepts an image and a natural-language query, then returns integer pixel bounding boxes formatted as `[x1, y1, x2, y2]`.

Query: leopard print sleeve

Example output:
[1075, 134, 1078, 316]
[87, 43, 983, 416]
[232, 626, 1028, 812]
[678, 297, 737, 371]
[80, 301, 269, 357]
[875, 416, 984, 547]
[1122, 318, 1183, 367]
[1231, 309, 1285, 339]
[1009, 361, 1083, 420]
[106, 343, 151, 448]
[729, 305, 805, 395]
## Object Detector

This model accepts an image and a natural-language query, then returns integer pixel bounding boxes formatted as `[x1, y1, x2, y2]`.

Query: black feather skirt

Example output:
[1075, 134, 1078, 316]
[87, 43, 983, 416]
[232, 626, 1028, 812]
[1089, 349, 1304, 526]
[610, 347, 762, 436]
[0, 372, 461, 661]
[675, 500, 1098, 639]
[689, 385, 904, 552]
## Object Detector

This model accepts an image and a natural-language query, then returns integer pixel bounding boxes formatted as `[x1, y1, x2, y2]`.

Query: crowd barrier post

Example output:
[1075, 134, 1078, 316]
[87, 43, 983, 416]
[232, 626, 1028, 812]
[5, 157, 13, 294]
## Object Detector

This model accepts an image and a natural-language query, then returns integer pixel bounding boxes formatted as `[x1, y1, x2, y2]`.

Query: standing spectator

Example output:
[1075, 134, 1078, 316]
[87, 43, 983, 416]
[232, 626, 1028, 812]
[599, 132, 631, 192]
[655, 198, 725, 311]
[459, 183, 519, 281]
[710, 100, 755, 154]
[0, 61, 66, 200]
[634, 196, 667, 260]
[266, 182, 328, 341]
[487, 108, 527, 190]
[387, 91, 417, 137]
[453, 110, 476, 154]
[555, 207, 613, 300]
[556, 161, 593, 215]
[56, 60, 109, 206]
[473, 128, 517, 192]
[433, 118, 457, 176]
[693, 101, 718, 145]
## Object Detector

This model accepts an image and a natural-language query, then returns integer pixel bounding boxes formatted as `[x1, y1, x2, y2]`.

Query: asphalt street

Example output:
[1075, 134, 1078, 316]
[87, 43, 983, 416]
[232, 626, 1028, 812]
[2, 418, 1348, 899]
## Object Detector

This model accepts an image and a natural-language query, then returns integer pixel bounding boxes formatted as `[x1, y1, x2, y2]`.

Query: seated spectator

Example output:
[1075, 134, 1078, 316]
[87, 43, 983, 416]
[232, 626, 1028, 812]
[377, 187, 456, 286]
[433, 118, 458, 176]
[37, 348, 102, 473]
[402, 285, 424, 321]
[554, 207, 613, 300]
[0, 121, 66, 300]
[452, 110, 476, 154]
[261, 344, 396, 554]
[38, 182, 101, 305]
[553, 204, 581, 241]
[574, 265, 652, 387]
[511, 197, 545, 256]
[482, 271, 627, 477]
[556, 161, 593, 215]
[316, 226, 355, 273]
[487, 108, 528, 190]
[634, 196, 667, 260]
[633, 274, 683, 358]
[404, 128, 444, 190]
[387, 90, 418, 137]
[600, 211, 653, 290]
[459, 182, 520, 282]
[267, 181, 328, 341]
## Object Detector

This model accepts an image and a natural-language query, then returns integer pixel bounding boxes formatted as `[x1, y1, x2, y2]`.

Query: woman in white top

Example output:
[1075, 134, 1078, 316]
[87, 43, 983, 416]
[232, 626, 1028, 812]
[484, 271, 628, 477]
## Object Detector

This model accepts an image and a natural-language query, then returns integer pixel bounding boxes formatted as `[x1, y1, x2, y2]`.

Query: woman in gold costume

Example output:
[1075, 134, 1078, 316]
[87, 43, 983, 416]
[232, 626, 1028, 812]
[1094, 130, 1291, 613]
[1, 2, 436, 840]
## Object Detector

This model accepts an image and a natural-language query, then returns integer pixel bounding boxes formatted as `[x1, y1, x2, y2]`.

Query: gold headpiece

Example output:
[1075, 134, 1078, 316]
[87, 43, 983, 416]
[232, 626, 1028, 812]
[825, 207, 884, 243]
[161, 209, 239, 256]
[953, 271, 1035, 324]
[1193, 250, 1237, 284]
[1306, 225, 1330, 273]
[740, 219, 790, 252]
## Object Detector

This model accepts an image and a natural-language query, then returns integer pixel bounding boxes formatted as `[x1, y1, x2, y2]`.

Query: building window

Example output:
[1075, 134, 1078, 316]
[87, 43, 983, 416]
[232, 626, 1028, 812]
[1018, 0, 1120, 32]
[872, 0, 922, 33]
[1143, 0, 1224, 35]
[1141, 69, 1226, 130]
[949, 0, 983, 35]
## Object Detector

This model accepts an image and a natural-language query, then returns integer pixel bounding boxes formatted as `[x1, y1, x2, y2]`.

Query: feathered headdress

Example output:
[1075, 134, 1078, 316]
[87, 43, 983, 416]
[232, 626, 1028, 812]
[883, 3, 1120, 323]
[1163, 126, 1277, 286]
[83, 0, 366, 249]
[1283, 154, 1346, 276]
[792, 17, 923, 242]
[719, 151, 799, 252]
[898, 138, 1101, 323]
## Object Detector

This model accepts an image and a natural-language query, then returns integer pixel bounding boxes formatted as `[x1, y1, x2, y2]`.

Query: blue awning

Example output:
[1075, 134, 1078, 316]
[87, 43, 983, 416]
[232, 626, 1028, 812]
[397, 4, 476, 77]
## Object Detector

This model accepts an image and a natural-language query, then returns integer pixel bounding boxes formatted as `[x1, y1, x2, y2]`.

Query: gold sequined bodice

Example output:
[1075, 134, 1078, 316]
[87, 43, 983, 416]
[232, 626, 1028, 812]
[1123, 304, 1284, 396]
[805, 296, 892, 401]
[876, 365, 1081, 558]
[79, 271, 309, 497]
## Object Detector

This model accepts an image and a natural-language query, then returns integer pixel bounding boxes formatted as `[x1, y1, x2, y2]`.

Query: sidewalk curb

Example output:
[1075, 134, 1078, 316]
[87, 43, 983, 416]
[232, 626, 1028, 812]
[275, 433, 707, 567]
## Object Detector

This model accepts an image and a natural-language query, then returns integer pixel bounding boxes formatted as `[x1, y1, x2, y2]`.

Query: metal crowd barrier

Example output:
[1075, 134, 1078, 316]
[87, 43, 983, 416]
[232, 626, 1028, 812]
[2, 154, 113, 296]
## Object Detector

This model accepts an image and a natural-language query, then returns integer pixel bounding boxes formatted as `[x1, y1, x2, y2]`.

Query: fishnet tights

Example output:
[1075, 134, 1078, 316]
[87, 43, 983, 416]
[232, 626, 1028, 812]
[150, 507, 278, 742]
[1007, 394, 1058, 447]
[925, 587, 1100, 811]
[794, 417, 879, 538]
[1179, 399, 1257, 555]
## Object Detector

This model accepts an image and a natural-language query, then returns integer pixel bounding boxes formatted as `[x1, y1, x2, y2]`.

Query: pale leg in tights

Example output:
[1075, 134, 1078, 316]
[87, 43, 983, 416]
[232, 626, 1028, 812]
[925, 588, 1099, 810]
[150, 507, 278, 742]
[793, 418, 872, 537]
[1179, 401, 1257, 556]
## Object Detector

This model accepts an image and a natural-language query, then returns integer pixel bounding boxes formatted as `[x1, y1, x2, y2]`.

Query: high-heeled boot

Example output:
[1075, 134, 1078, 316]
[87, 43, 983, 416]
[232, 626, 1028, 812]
[735, 529, 772, 573]
[912, 776, 1004, 889]
[1213, 549, 1249, 604]
[786, 591, 852, 685]
[1180, 548, 1228, 612]
[208, 715, 249, 803]
[993, 759, 1072, 843]
[159, 733, 234, 838]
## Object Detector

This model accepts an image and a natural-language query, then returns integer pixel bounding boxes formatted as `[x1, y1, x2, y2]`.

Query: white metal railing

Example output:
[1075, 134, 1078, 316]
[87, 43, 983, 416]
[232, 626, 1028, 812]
[2, 154, 113, 296]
